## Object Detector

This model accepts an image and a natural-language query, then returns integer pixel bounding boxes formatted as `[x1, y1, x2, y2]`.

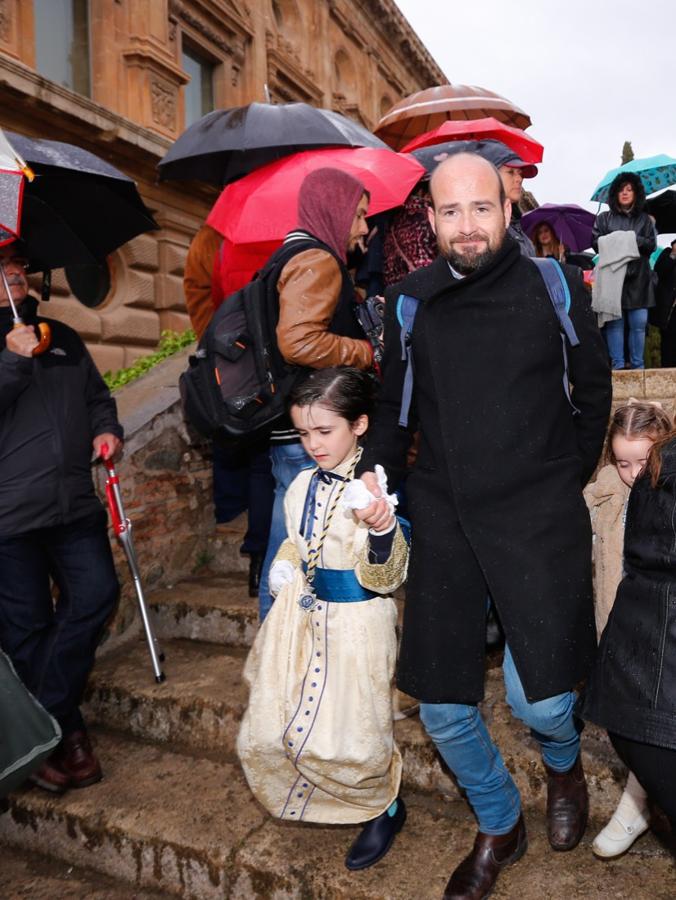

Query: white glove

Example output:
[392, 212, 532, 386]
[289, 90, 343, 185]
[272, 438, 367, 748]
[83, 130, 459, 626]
[342, 464, 398, 515]
[269, 560, 296, 597]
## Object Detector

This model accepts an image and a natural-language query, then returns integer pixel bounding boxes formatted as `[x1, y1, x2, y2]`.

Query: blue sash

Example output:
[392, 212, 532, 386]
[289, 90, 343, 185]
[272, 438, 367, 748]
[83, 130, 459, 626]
[301, 564, 378, 602]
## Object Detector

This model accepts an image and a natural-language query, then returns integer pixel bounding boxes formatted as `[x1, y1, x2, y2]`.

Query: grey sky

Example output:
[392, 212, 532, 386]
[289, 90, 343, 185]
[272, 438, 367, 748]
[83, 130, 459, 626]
[394, 0, 675, 243]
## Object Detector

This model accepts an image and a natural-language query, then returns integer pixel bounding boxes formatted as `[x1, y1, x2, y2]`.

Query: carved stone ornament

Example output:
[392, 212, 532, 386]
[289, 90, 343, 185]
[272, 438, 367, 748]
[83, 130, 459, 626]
[168, 0, 252, 58]
[151, 78, 177, 130]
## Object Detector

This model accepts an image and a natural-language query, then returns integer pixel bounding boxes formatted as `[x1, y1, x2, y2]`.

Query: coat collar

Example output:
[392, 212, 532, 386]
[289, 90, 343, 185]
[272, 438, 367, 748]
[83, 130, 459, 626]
[392, 235, 522, 303]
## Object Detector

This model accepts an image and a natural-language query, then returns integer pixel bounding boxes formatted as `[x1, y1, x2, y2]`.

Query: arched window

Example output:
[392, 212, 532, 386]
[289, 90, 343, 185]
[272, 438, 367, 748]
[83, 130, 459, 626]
[65, 261, 111, 309]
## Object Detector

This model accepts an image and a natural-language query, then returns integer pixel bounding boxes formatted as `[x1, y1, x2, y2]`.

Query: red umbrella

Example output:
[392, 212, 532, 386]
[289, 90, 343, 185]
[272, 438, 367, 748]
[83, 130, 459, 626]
[376, 85, 532, 151]
[401, 117, 543, 164]
[207, 148, 424, 278]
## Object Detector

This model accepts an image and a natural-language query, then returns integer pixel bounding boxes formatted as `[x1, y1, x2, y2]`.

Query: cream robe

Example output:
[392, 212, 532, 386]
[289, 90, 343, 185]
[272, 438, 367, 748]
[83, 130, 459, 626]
[237, 453, 408, 824]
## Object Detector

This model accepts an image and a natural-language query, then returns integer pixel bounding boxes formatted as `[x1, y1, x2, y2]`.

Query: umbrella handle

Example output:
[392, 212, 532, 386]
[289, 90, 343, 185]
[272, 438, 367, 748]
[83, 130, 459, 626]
[32, 322, 51, 355]
[100, 442, 122, 533]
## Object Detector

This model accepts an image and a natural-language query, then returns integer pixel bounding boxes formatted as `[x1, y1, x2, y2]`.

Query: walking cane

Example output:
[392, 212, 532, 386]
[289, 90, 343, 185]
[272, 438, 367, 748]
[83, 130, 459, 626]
[100, 443, 166, 683]
[0, 265, 51, 355]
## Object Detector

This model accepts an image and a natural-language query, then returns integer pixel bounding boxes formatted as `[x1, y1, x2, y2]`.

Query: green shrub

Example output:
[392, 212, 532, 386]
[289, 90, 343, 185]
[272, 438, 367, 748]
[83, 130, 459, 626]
[103, 329, 195, 391]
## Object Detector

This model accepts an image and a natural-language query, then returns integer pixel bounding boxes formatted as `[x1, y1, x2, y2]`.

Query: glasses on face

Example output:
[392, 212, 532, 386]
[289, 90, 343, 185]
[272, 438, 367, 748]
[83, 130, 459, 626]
[0, 256, 29, 272]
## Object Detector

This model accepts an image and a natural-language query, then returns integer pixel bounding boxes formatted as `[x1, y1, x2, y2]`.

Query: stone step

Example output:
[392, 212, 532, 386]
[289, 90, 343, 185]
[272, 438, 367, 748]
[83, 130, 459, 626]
[0, 730, 672, 900]
[0, 844, 168, 899]
[149, 574, 257, 649]
[84, 638, 626, 820]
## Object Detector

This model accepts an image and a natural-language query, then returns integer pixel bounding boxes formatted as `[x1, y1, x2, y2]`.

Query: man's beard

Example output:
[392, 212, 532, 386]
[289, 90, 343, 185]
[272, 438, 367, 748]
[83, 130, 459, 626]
[440, 230, 505, 275]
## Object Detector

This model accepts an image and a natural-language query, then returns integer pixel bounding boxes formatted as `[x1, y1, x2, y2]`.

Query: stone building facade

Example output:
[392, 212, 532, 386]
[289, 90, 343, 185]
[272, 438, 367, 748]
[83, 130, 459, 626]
[0, 0, 445, 373]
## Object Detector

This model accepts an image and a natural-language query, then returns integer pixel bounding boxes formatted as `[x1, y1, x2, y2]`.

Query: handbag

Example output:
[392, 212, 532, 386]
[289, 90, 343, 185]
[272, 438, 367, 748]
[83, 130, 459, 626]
[0, 649, 61, 797]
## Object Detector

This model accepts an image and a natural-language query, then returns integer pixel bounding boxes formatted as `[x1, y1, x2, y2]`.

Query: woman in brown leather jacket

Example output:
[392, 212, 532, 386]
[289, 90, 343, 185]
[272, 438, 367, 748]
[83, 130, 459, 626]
[258, 167, 375, 621]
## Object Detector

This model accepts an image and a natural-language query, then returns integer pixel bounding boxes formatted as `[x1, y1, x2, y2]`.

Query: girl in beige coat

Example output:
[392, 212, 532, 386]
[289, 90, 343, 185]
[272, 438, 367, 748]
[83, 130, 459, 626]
[584, 400, 673, 858]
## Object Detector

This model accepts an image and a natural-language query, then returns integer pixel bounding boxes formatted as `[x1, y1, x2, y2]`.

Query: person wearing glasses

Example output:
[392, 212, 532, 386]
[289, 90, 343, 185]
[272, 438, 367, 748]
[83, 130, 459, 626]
[0, 241, 122, 793]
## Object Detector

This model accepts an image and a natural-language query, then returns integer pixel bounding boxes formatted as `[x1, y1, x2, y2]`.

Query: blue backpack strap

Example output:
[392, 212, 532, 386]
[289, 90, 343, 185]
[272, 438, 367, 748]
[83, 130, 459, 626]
[395, 293, 421, 428]
[530, 258, 581, 416]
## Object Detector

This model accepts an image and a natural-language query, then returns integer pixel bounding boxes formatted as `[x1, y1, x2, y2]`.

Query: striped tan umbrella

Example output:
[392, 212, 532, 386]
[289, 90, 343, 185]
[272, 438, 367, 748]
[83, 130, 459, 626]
[375, 84, 532, 150]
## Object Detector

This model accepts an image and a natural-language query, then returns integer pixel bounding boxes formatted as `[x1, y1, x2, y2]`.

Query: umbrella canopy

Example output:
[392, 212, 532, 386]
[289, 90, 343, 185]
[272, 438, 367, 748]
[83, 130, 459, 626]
[375, 84, 532, 150]
[207, 147, 424, 285]
[401, 117, 543, 163]
[158, 102, 388, 185]
[0, 128, 33, 247]
[5, 132, 158, 270]
[521, 204, 596, 253]
[590, 155, 676, 204]
[646, 189, 676, 234]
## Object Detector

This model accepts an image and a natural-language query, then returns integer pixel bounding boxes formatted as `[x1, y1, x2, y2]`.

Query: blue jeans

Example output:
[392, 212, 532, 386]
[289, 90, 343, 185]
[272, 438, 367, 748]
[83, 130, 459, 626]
[213, 441, 274, 555]
[0, 511, 119, 735]
[603, 308, 649, 369]
[419, 644, 580, 835]
[258, 442, 313, 621]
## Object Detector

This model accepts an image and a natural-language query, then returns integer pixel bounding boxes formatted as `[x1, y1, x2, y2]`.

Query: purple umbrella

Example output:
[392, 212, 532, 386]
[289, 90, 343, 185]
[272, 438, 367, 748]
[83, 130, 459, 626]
[521, 203, 596, 253]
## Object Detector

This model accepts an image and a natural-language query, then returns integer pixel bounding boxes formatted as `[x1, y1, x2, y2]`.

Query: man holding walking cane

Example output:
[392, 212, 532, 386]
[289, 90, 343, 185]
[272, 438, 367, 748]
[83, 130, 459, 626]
[0, 240, 122, 793]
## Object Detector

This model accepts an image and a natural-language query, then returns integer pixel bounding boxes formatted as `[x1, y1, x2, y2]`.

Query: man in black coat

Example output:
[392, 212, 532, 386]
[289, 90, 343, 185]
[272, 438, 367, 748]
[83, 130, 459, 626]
[0, 241, 123, 794]
[357, 154, 612, 899]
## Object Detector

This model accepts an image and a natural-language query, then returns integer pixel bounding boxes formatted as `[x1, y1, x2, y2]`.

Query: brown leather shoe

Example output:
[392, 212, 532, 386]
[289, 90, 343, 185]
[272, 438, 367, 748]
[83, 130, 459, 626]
[58, 730, 103, 788]
[443, 814, 527, 899]
[544, 754, 589, 851]
[29, 753, 71, 794]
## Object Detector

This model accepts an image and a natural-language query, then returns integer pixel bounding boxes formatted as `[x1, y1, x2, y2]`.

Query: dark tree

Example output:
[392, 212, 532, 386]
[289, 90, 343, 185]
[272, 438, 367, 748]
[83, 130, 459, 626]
[621, 141, 635, 164]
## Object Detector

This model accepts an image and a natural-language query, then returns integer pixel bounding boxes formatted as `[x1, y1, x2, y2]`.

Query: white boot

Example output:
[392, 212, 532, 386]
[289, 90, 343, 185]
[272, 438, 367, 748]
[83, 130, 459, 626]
[592, 772, 649, 858]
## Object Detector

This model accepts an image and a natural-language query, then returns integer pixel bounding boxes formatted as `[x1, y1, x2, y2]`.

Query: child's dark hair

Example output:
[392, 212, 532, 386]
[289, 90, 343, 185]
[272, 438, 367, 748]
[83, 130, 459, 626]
[288, 367, 378, 423]
[606, 401, 673, 465]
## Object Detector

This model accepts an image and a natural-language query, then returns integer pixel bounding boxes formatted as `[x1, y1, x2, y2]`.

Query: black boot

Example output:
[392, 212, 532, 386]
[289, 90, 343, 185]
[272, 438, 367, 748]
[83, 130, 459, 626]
[345, 798, 406, 870]
[248, 552, 263, 598]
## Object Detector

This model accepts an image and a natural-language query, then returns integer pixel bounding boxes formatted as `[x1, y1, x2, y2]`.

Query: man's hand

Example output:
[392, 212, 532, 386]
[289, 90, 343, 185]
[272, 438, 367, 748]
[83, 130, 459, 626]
[93, 433, 123, 461]
[6, 324, 38, 358]
[352, 471, 394, 532]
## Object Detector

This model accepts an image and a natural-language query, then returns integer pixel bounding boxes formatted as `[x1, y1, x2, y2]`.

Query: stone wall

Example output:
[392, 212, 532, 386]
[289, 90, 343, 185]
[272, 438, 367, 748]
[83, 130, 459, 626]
[97, 347, 246, 644]
[104, 353, 676, 644]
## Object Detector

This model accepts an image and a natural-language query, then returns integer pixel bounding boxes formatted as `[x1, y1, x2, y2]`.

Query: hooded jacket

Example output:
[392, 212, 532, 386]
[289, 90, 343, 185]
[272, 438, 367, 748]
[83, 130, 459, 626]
[592, 172, 656, 310]
[0, 297, 123, 536]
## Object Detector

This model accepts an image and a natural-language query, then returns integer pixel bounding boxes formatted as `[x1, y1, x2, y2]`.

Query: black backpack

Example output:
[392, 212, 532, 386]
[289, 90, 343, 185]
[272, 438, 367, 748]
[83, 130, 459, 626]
[180, 238, 321, 445]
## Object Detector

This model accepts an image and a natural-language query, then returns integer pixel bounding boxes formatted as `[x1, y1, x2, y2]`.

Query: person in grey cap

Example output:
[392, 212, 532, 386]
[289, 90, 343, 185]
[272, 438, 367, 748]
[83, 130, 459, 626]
[474, 140, 539, 256]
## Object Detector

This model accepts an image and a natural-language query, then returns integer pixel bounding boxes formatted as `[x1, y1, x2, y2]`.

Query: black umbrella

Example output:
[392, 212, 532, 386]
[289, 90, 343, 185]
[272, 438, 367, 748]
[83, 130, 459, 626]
[158, 101, 389, 185]
[646, 189, 676, 234]
[7, 132, 158, 270]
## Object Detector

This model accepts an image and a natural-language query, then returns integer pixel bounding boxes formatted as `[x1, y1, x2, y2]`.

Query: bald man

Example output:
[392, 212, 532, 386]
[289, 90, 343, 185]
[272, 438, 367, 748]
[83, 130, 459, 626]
[357, 154, 611, 898]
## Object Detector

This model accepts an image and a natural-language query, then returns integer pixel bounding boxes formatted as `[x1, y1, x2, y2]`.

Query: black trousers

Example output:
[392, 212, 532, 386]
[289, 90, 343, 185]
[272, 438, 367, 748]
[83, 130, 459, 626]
[610, 732, 676, 827]
[660, 312, 676, 368]
[0, 511, 118, 734]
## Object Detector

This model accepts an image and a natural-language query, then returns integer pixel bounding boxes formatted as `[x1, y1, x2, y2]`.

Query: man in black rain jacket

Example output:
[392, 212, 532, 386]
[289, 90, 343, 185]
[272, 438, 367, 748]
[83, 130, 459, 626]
[0, 241, 122, 793]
